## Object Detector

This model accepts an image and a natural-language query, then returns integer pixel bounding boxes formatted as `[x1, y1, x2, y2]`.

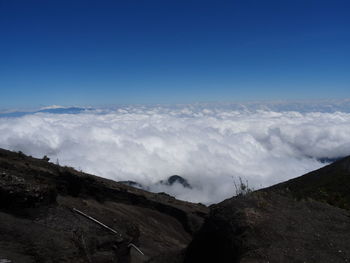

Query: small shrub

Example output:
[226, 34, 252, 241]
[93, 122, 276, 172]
[233, 176, 253, 196]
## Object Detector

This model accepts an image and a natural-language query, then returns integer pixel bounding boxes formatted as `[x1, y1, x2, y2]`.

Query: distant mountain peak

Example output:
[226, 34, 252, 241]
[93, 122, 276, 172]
[160, 175, 192, 189]
[39, 105, 66, 110]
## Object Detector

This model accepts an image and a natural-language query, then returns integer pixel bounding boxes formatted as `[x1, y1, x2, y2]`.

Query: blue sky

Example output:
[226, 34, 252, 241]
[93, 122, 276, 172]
[0, 0, 349, 108]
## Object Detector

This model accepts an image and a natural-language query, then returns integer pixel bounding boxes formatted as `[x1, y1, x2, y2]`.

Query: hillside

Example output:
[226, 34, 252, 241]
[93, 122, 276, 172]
[0, 148, 207, 263]
[1, 148, 350, 263]
[268, 156, 350, 210]
[185, 157, 350, 262]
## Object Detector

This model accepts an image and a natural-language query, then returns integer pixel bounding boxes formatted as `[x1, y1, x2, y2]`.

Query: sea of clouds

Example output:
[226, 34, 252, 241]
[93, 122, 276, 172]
[1, 102, 350, 204]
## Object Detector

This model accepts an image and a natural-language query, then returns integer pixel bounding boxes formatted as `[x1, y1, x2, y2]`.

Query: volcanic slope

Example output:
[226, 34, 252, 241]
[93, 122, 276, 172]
[0, 148, 208, 263]
[185, 157, 350, 263]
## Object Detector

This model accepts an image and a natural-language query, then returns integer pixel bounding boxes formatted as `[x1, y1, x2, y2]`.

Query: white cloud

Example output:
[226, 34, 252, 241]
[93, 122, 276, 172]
[1, 105, 350, 204]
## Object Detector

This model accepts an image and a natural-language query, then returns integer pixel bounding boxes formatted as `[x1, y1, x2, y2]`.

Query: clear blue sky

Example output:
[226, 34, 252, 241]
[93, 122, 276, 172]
[0, 0, 349, 108]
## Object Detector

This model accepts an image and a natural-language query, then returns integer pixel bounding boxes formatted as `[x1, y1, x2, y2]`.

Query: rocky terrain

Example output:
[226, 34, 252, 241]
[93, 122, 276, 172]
[0, 148, 207, 263]
[185, 157, 350, 262]
[1, 148, 350, 262]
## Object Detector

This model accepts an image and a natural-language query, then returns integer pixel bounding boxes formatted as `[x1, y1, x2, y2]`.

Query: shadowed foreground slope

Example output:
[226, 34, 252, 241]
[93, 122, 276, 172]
[0, 148, 208, 263]
[2, 148, 350, 263]
[185, 157, 350, 263]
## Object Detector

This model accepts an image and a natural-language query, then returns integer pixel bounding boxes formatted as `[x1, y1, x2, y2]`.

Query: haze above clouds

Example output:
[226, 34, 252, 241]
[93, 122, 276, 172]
[1, 104, 350, 204]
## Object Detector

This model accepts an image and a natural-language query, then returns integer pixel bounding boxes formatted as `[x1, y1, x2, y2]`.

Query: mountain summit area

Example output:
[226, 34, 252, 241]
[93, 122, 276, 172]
[0, 148, 350, 263]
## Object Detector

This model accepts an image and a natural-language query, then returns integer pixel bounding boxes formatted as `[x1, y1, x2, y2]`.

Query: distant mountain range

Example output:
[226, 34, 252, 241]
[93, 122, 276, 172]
[0, 107, 90, 118]
[2, 99, 350, 119]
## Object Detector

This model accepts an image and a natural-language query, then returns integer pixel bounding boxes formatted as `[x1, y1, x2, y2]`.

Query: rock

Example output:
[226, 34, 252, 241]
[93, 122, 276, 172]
[42, 155, 50, 162]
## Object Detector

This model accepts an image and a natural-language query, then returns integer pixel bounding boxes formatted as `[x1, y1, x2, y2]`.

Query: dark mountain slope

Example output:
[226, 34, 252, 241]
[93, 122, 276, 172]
[2, 148, 350, 263]
[0, 148, 208, 263]
[185, 157, 350, 263]
[268, 156, 350, 210]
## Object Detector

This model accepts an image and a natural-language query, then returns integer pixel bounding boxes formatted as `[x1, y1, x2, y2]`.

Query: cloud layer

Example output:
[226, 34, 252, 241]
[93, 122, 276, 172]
[1, 105, 350, 204]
